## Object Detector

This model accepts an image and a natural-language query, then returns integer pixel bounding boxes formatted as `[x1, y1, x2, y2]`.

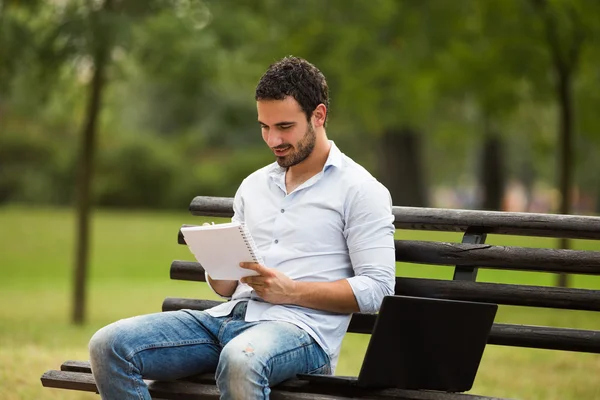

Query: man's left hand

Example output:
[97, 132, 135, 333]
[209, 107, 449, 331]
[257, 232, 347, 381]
[239, 262, 297, 304]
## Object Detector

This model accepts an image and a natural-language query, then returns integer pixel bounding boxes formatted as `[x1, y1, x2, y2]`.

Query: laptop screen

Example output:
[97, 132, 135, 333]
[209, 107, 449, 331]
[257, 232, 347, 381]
[357, 295, 497, 391]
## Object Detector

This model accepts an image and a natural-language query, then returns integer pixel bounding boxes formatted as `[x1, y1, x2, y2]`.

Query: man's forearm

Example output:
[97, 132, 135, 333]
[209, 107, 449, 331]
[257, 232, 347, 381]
[207, 275, 238, 297]
[290, 279, 359, 314]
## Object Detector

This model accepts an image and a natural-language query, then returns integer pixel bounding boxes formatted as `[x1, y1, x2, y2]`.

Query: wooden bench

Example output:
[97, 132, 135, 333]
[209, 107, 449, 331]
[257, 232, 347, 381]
[41, 195, 600, 400]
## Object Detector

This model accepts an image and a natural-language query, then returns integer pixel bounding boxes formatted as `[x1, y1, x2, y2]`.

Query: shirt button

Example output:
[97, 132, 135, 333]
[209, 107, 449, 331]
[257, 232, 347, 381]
[274, 239, 279, 244]
[280, 209, 285, 213]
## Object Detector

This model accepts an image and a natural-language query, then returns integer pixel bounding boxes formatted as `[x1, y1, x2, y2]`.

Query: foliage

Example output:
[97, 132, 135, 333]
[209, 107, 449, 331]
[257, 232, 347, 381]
[0, 0, 599, 212]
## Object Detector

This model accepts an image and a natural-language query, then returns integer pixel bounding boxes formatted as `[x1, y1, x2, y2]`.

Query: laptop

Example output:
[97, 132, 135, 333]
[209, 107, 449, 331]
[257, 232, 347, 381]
[298, 295, 497, 392]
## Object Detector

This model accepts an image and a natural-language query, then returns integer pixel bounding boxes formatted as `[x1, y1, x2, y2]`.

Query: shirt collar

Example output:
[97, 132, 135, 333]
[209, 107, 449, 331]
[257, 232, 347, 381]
[324, 140, 343, 171]
[267, 140, 343, 188]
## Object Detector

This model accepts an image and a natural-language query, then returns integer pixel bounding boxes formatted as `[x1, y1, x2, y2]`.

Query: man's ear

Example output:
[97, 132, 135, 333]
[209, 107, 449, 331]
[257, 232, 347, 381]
[312, 104, 327, 128]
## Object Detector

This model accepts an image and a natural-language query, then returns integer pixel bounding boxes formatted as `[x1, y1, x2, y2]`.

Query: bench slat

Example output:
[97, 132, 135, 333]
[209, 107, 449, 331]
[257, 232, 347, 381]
[54, 362, 514, 400]
[161, 297, 600, 353]
[41, 370, 97, 393]
[395, 240, 600, 275]
[490, 324, 600, 352]
[189, 196, 600, 239]
[176, 233, 600, 275]
[60, 360, 92, 373]
[170, 261, 600, 311]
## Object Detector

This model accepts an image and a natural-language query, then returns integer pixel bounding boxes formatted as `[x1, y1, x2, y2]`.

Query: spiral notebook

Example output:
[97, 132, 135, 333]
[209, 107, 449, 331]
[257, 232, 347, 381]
[180, 221, 263, 280]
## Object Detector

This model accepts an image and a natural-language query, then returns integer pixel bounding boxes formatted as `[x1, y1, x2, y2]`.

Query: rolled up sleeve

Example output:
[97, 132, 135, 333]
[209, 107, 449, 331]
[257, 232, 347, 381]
[344, 180, 396, 314]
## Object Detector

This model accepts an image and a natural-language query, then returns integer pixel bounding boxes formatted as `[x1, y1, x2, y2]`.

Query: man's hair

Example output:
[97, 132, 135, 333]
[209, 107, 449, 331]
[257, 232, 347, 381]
[255, 56, 329, 122]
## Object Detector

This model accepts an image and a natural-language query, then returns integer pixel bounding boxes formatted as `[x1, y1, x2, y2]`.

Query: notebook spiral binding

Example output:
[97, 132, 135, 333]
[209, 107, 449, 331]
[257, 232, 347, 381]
[238, 223, 262, 263]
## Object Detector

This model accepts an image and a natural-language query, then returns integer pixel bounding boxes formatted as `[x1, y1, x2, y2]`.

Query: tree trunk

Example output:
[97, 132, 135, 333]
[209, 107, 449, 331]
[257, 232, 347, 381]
[521, 159, 535, 212]
[479, 133, 505, 211]
[532, 0, 583, 288]
[377, 127, 428, 207]
[72, 2, 112, 325]
[555, 67, 573, 288]
[596, 182, 600, 215]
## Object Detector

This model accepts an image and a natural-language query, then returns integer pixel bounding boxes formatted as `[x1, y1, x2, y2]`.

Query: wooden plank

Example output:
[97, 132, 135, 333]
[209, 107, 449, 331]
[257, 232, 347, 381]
[395, 240, 600, 275]
[171, 260, 204, 281]
[188, 196, 600, 239]
[396, 278, 600, 311]
[61, 360, 92, 373]
[176, 233, 600, 275]
[161, 297, 600, 353]
[170, 261, 600, 311]
[41, 370, 98, 393]
[392, 207, 600, 240]
[188, 196, 234, 218]
[489, 324, 600, 352]
[52, 364, 514, 400]
[62, 360, 90, 372]
[162, 297, 221, 313]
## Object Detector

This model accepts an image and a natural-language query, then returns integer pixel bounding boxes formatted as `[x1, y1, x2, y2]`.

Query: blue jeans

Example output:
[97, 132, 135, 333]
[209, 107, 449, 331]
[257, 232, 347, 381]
[89, 301, 330, 400]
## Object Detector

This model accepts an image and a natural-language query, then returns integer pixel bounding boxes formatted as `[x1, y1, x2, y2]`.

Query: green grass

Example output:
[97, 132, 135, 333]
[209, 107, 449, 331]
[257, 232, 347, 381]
[1, 206, 599, 400]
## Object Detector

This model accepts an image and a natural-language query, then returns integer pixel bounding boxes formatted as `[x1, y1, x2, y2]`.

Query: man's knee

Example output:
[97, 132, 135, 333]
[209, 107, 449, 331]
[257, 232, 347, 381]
[89, 319, 135, 365]
[90, 324, 116, 362]
[218, 341, 266, 377]
[216, 341, 269, 398]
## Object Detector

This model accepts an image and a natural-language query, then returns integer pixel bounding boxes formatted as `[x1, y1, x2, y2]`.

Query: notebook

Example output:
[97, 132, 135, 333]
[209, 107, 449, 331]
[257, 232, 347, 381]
[180, 221, 263, 280]
[298, 295, 498, 392]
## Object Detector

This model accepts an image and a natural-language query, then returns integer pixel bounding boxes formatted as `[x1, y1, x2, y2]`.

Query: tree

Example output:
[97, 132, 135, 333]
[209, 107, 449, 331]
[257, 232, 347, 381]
[259, 0, 464, 206]
[32, 0, 205, 323]
[529, 0, 593, 287]
[71, 0, 114, 324]
[436, 0, 538, 211]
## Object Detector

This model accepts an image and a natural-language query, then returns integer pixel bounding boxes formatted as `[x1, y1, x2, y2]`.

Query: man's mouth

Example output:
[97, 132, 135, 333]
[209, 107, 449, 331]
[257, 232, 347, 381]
[273, 146, 291, 156]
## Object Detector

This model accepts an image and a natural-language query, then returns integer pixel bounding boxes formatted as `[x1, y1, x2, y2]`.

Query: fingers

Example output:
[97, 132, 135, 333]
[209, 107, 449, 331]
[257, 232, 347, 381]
[240, 273, 266, 286]
[240, 264, 270, 288]
[239, 262, 272, 276]
[242, 278, 264, 287]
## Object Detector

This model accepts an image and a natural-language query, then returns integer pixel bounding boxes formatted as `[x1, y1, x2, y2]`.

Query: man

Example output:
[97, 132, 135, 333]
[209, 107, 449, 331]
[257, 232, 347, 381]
[89, 56, 396, 400]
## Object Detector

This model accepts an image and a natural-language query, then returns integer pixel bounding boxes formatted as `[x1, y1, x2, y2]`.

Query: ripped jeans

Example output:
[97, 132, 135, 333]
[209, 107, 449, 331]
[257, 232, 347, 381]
[89, 301, 330, 400]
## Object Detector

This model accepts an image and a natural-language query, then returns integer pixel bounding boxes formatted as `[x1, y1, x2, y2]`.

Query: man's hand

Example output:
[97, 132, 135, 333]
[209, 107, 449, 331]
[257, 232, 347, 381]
[239, 262, 297, 304]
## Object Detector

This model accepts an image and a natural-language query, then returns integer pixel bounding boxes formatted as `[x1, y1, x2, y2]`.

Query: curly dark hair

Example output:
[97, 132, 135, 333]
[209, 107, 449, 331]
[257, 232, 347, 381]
[255, 56, 329, 123]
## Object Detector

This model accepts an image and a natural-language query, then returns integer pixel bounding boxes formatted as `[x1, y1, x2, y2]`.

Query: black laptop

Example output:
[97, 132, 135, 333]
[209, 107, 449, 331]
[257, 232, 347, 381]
[298, 295, 498, 392]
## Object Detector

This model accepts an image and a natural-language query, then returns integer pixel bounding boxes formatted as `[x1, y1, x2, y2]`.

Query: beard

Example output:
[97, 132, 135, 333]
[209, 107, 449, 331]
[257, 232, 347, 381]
[274, 122, 316, 168]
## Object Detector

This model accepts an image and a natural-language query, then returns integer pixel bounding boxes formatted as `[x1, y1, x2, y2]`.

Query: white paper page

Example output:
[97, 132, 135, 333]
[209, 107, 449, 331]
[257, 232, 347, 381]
[181, 223, 261, 280]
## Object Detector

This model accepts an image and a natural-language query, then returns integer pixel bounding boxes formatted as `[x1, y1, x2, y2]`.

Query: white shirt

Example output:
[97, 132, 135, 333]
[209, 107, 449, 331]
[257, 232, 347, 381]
[205, 141, 396, 371]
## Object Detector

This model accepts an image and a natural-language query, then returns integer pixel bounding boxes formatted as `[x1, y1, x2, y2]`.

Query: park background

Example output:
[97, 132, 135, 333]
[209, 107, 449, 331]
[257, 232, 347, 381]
[1, 0, 599, 399]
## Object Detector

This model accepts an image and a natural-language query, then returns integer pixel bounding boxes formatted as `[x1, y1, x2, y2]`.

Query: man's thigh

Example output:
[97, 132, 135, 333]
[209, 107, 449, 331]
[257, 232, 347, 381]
[98, 310, 223, 380]
[221, 321, 330, 385]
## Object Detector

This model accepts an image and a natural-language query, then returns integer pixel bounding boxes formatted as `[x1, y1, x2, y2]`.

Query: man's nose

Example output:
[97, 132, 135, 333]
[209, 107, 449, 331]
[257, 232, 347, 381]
[266, 131, 284, 148]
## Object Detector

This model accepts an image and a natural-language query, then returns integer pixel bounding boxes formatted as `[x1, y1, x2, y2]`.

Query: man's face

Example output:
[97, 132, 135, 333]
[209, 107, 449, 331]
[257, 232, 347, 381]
[257, 97, 316, 168]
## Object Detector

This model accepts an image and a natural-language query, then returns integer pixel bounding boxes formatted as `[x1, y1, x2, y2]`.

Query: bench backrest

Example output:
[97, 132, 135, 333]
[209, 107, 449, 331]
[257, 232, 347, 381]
[166, 196, 600, 354]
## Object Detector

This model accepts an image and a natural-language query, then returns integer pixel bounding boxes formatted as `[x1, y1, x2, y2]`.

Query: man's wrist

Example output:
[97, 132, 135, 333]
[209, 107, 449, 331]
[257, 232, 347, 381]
[287, 280, 303, 305]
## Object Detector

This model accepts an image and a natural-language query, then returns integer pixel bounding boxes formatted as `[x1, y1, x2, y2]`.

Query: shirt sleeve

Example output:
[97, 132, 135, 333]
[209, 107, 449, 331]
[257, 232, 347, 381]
[204, 181, 246, 299]
[344, 179, 396, 314]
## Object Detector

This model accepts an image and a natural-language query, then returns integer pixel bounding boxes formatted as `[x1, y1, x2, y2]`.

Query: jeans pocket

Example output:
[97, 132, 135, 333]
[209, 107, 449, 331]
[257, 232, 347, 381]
[307, 362, 331, 375]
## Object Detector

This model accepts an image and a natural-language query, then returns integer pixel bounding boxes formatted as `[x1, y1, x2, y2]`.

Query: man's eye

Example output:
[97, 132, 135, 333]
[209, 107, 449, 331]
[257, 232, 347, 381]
[280, 125, 292, 130]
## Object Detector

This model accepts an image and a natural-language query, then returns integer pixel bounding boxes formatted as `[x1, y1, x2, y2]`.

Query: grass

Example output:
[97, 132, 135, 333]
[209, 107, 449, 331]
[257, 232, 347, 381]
[0, 206, 599, 400]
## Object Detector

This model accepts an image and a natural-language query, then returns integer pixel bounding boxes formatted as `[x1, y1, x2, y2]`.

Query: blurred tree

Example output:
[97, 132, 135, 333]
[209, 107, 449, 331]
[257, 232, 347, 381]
[254, 0, 458, 206]
[526, 0, 595, 287]
[437, 0, 528, 211]
[576, 41, 600, 214]
[321, 0, 439, 206]
[72, 0, 114, 325]
[12, 0, 209, 324]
